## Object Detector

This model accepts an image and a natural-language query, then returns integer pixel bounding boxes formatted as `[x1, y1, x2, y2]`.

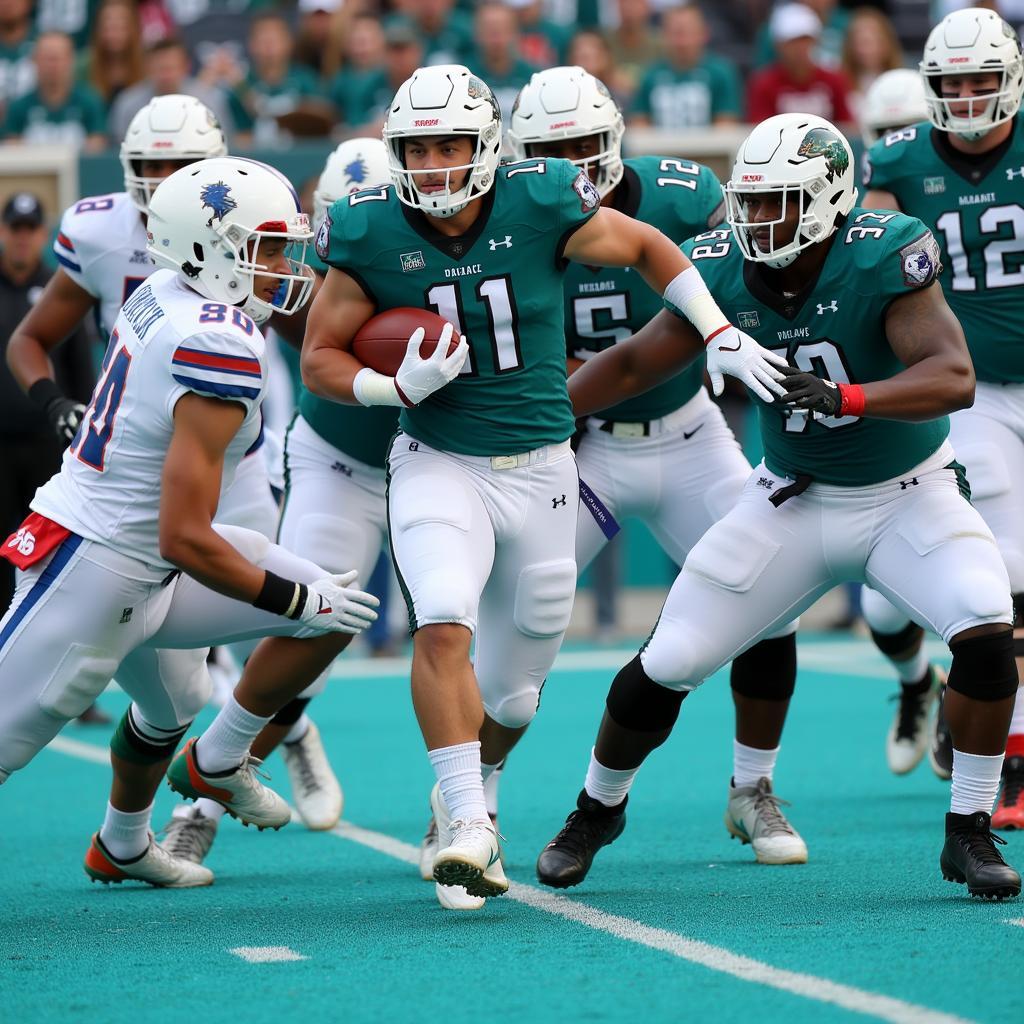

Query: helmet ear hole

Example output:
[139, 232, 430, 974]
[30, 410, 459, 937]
[192, 243, 205, 263]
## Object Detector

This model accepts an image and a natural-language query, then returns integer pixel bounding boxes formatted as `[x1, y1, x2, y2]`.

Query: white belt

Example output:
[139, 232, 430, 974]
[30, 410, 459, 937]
[590, 403, 693, 439]
[489, 439, 572, 471]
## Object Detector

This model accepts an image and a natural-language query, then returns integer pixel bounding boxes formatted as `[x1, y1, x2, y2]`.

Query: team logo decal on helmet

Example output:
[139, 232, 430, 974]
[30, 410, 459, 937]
[795, 128, 850, 181]
[201, 182, 237, 227]
[344, 157, 368, 187]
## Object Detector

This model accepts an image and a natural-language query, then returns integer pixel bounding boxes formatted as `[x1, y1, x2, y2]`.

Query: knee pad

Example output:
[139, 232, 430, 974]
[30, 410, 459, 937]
[484, 684, 544, 730]
[110, 705, 188, 764]
[513, 560, 576, 639]
[212, 523, 272, 565]
[869, 620, 924, 658]
[272, 697, 310, 727]
[947, 629, 1018, 701]
[861, 588, 913, 636]
[606, 655, 688, 732]
[730, 634, 796, 701]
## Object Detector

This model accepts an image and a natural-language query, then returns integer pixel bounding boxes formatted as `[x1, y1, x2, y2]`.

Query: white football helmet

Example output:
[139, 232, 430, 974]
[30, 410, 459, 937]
[920, 8, 1024, 141]
[120, 95, 228, 215]
[507, 66, 624, 197]
[312, 137, 391, 227]
[146, 157, 314, 324]
[861, 69, 928, 146]
[383, 64, 502, 219]
[724, 113, 857, 269]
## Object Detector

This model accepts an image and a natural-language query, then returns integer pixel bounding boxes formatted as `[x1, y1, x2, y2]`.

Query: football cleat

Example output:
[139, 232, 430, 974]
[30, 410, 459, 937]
[929, 675, 953, 780]
[166, 738, 291, 830]
[84, 832, 213, 888]
[427, 783, 487, 909]
[992, 755, 1024, 831]
[419, 813, 438, 882]
[280, 721, 343, 830]
[940, 811, 1021, 900]
[725, 777, 808, 864]
[536, 790, 626, 889]
[886, 666, 942, 775]
[157, 804, 219, 865]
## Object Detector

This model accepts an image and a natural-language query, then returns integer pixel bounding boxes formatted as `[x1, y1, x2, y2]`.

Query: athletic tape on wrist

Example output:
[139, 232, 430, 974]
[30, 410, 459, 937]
[663, 266, 729, 341]
[838, 383, 865, 418]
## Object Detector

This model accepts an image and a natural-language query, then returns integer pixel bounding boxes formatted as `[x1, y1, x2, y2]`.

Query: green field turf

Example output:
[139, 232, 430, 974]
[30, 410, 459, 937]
[3, 634, 1022, 1024]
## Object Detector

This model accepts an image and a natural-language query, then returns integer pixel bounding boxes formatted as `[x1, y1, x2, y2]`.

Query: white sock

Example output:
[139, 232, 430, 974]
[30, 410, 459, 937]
[584, 749, 636, 808]
[283, 714, 310, 746]
[195, 696, 272, 774]
[950, 749, 1004, 815]
[428, 741, 487, 822]
[894, 648, 930, 686]
[482, 760, 503, 817]
[194, 798, 227, 822]
[100, 801, 152, 861]
[1009, 687, 1024, 739]
[733, 740, 780, 788]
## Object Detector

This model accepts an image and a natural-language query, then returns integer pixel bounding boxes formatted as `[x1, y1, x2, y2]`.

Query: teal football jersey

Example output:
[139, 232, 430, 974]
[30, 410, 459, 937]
[563, 155, 724, 422]
[677, 210, 949, 486]
[864, 115, 1024, 383]
[318, 157, 598, 455]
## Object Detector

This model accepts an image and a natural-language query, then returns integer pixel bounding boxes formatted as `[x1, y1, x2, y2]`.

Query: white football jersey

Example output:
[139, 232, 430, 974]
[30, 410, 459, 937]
[33, 269, 267, 568]
[53, 191, 153, 339]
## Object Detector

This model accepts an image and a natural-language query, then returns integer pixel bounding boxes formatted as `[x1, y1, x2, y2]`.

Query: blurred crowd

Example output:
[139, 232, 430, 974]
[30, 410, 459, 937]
[0, 0, 1015, 150]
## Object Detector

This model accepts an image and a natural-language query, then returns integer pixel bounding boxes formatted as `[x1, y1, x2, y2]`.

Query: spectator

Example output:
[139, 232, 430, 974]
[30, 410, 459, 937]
[391, 0, 473, 67]
[468, 2, 537, 124]
[225, 13, 323, 145]
[108, 38, 234, 143]
[630, 5, 742, 129]
[753, 0, 851, 69]
[0, 0, 37, 116]
[80, 0, 145, 110]
[567, 30, 631, 108]
[35, 0, 100, 49]
[606, 0, 661, 98]
[841, 7, 904, 114]
[337, 19, 423, 132]
[136, 0, 176, 46]
[328, 13, 386, 119]
[4, 32, 107, 149]
[294, 0, 344, 79]
[746, 4, 854, 125]
[507, 0, 572, 68]
[0, 192, 94, 613]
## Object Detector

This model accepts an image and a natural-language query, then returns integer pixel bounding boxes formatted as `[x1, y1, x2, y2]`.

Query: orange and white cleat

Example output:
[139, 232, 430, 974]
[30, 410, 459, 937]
[992, 755, 1024, 831]
[84, 833, 213, 888]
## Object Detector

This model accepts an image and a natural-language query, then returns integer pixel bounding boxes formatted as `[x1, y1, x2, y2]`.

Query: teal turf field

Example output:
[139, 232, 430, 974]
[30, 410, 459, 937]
[3, 634, 1023, 1024]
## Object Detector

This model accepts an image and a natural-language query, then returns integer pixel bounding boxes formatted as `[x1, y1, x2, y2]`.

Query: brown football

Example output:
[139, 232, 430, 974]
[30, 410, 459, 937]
[352, 307, 459, 376]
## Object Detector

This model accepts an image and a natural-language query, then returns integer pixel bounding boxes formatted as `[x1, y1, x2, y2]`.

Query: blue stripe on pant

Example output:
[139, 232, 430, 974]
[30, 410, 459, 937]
[0, 534, 83, 653]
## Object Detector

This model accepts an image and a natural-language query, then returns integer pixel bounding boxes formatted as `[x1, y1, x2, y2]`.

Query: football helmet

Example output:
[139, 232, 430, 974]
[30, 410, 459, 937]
[724, 113, 857, 269]
[146, 157, 314, 324]
[383, 64, 502, 218]
[508, 66, 624, 197]
[120, 95, 228, 216]
[861, 69, 928, 146]
[920, 8, 1024, 141]
[312, 137, 391, 228]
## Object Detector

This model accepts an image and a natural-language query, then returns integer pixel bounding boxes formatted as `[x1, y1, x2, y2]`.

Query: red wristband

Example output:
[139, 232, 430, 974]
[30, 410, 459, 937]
[837, 383, 865, 418]
[704, 324, 730, 347]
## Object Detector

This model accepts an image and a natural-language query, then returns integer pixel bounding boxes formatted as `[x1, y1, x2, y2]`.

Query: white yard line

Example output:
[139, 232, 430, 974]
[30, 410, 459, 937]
[228, 946, 308, 963]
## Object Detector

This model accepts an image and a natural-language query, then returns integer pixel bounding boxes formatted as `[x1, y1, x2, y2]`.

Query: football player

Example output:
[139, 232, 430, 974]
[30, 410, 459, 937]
[418, 66, 801, 873]
[301, 64, 787, 907]
[535, 114, 1021, 902]
[161, 138, 397, 865]
[860, 68, 928, 148]
[0, 158, 379, 888]
[862, 8, 1024, 821]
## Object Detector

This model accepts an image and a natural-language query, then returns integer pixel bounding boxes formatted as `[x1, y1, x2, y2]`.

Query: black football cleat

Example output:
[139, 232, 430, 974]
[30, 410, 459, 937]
[940, 811, 1021, 900]
[536, 790, 626, 889]
[929, 684, 953, 780]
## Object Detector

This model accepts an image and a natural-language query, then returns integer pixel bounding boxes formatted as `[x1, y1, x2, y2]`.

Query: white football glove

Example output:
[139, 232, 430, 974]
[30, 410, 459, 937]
[296, 570, 380, 635]
[705, 326, 789, 404]
[393, 323, 469, 406]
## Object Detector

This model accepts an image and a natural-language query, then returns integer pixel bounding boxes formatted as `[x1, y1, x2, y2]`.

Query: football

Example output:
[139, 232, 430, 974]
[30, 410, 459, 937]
[352, 307, 459, 376]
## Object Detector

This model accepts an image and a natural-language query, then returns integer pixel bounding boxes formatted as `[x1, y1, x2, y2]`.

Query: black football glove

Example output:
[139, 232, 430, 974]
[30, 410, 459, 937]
[28, 378, 87, 446]
[778, 371, 842, 417]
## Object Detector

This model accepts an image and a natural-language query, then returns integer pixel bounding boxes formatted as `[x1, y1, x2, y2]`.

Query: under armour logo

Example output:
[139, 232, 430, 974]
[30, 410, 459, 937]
[489, 235, 512, 250]
[1007, 167, 1024, 180]
[331, 461, 353, 477]
[552, 494, 567, 508]
[120, 607, 133, 624]
[899, 477, 919, 490]
[816, 300, 838, 315]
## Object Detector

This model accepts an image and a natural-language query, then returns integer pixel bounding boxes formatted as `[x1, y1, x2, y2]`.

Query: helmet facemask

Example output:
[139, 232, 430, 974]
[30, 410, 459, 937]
[231, 220, 314, 323]
[725, 183, 820, 269]
[923, 70, 1020, 141]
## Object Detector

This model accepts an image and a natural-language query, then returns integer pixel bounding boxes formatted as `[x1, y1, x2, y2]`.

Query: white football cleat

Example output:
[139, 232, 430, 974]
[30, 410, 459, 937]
[886, 667, 941, 775]
[280, 721, 343, 830]
[430, 782, 508, 898]
[427, 783, 487, 909]
[420, 813, 439, 881]
[158, 804, 219, 865]
[725, 777, 808, 865]
[84, 833, 214, 888]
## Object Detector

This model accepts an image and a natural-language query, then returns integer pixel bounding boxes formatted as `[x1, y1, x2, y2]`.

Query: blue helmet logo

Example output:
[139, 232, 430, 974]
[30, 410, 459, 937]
[344, 156, 368, 188]
[200, 181, 237, 227]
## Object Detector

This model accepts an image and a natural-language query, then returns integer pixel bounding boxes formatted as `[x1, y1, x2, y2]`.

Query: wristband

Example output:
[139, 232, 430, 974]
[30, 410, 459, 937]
[837, 383, 866, 418]
[352, 367, 409, 408]
[254, 570, 308, 620]
[663, 266, 730, 341]
[27, 377, 64, 412]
